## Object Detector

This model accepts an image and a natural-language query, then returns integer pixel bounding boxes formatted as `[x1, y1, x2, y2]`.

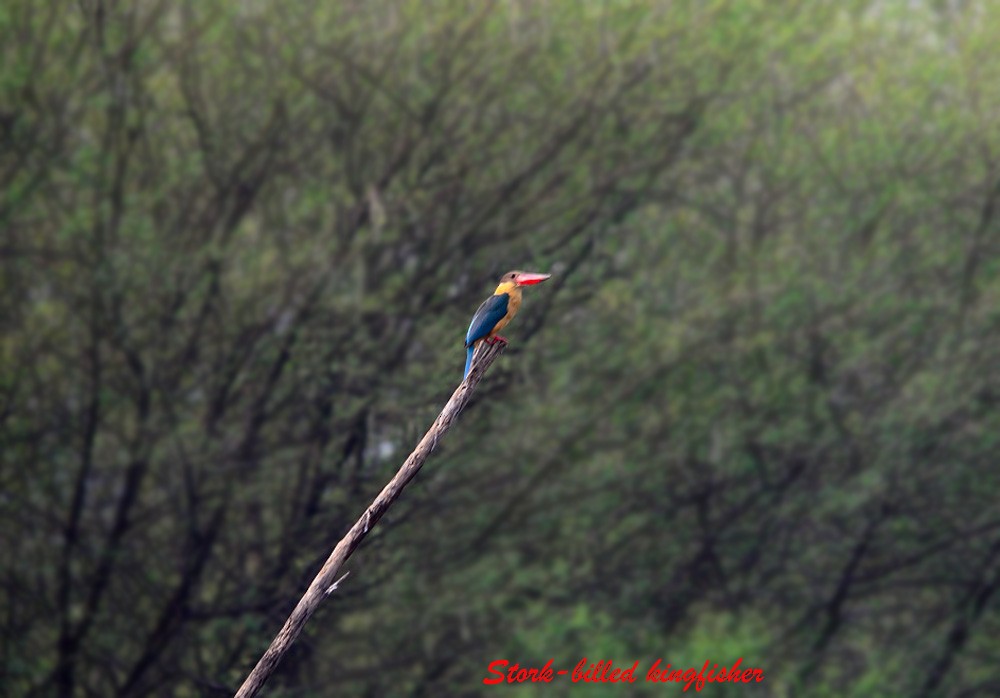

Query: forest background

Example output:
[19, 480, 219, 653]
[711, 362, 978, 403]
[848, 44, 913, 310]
[3, 1, 1000, 696]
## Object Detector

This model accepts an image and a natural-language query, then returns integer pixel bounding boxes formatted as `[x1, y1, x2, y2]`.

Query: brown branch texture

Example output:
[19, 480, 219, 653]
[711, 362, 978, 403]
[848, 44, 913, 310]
[234, 340, 506, 698]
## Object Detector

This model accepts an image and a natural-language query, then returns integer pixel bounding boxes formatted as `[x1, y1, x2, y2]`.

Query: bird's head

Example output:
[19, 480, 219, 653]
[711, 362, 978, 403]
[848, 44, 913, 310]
[497, 270, 552, 292]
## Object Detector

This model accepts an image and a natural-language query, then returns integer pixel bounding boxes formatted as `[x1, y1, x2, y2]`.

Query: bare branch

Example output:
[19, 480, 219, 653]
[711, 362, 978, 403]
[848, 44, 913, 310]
[233, 340, 506, 698]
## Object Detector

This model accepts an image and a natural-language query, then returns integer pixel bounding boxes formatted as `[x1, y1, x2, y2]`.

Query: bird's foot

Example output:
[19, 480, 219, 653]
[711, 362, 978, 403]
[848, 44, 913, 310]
[488, 335, 509, 346]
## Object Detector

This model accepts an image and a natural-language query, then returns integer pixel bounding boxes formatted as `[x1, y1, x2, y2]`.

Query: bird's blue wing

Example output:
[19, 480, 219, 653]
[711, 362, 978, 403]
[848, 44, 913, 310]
[465, 293, 509, 347]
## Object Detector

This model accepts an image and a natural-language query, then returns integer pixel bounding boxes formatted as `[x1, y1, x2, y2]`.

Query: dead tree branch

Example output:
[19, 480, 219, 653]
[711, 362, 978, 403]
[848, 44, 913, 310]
[234, 340, 506, 698]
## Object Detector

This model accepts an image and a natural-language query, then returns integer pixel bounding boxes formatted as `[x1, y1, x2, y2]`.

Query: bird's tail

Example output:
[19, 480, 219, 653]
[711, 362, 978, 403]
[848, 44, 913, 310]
[464, 344, 475, 378]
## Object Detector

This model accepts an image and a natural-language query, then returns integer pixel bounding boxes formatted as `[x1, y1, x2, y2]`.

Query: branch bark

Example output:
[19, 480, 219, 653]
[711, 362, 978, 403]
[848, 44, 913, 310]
[234, 340, 506, 698]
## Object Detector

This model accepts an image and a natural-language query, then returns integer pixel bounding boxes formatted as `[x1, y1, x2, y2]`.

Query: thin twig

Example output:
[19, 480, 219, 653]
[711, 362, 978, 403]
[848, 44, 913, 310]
[234, 340, 506, 698]
[324, 570, 350, 596]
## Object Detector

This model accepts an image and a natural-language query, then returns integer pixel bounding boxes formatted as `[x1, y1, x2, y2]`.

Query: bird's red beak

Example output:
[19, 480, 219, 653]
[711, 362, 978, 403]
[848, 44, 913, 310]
[514, 272, 552, 286]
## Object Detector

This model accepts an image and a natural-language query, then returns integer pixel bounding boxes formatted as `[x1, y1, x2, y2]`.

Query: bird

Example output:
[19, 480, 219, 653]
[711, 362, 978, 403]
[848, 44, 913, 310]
[464, 270, 551, 378]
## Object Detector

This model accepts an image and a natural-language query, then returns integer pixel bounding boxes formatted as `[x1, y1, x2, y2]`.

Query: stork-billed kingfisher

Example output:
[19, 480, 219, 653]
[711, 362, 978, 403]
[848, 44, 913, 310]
[464, 270, 551, 378]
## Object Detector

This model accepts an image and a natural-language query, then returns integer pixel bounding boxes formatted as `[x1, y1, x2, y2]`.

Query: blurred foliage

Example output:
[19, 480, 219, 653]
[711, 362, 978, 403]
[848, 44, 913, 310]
[2, 0, 1000, 696]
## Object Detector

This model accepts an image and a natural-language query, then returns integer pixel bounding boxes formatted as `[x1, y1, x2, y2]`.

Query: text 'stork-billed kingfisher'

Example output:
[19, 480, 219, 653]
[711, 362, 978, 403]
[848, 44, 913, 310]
[464, 270, 551, 378]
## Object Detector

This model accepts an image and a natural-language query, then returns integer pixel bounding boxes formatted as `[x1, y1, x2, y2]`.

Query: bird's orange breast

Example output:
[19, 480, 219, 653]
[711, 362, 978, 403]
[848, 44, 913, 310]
[489, 285, 522, 336]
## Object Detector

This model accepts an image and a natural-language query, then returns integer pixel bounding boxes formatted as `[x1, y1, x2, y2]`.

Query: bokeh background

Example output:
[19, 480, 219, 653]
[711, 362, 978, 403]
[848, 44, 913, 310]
[3, 1, 1000, 696]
